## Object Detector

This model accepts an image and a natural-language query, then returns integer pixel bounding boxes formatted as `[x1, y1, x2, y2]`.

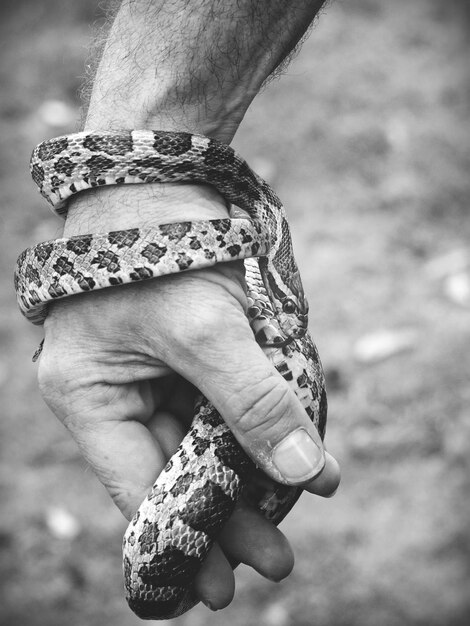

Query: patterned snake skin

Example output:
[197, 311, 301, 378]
[14, 131, 327, 619]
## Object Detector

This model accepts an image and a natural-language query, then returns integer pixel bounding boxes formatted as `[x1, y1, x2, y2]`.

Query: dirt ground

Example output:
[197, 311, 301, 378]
[1, 1, 469, 625]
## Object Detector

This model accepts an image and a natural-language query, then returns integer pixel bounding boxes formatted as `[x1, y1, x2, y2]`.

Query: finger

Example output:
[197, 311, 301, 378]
[146, 410, 187, 460]
[39, 374, 167, 520]
[72, 417, 164, 520]
[194, 543, 235, 611]
[218, 502, 294, 582]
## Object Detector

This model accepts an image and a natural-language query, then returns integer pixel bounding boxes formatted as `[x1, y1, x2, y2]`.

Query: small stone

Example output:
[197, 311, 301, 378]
[443, 272, 470, 306]
[37, 100, 77, 128]
[385, 116, 410, 152]
[45, 506, 81, 540]
[425, 249, 469, 280]
[353, 329, 417, 363]
[262, 602, 290, 626]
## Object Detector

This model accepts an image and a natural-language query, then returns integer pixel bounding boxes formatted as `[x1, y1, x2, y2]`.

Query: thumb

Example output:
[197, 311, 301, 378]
[171, 311, 331, 490]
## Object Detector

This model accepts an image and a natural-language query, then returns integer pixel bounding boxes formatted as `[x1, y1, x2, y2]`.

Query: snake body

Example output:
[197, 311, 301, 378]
[15, 131, 327, 619]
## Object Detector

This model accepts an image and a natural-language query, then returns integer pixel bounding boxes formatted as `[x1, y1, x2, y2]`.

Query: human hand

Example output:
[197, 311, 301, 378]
[37, 183, 340, 611]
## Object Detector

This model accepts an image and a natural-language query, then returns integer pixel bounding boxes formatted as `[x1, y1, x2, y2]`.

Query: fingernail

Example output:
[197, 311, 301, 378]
[272, 427, 324, 483]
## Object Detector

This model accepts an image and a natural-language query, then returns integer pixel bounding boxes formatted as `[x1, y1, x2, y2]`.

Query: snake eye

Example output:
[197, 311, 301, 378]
[282, 299, 296, 314]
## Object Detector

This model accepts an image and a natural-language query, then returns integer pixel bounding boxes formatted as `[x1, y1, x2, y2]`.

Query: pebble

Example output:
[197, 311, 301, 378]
[353, 329, 417, 363]
[443, 271, 470, 306]
[424, 248, 468, 280]
[37, 99, 77, 129]
[45, 506, 81, 540]
[262, 602, 290, 626]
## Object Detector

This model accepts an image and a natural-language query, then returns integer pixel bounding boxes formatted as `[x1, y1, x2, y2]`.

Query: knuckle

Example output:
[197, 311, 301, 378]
[176, 303, 244, 356]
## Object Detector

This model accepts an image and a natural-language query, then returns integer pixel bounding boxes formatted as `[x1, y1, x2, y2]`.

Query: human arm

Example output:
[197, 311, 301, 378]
[38, 0, 340, 612]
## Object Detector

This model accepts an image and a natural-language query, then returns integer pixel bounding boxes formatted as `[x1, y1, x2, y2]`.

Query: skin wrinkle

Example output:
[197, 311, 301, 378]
[222, 373, 294, 437]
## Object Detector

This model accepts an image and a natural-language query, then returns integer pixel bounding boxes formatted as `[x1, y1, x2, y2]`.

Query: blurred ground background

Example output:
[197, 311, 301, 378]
[1, 0, 469, 625]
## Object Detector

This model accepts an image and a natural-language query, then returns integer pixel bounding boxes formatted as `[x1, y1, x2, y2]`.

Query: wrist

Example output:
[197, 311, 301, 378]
[63, 183, 229, 238]
[84, 81, 251, 145]
[84, 101, 246, 145]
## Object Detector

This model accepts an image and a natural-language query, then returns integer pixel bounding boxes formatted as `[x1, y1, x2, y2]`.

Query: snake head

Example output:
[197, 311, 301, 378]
[264, 266, 309, 340]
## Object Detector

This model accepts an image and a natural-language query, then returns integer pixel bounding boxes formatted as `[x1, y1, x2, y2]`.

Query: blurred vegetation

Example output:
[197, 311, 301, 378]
[0, 1, 469, 625]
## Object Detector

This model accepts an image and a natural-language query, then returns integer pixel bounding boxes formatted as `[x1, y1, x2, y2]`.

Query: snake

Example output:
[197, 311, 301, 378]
[14, 130, 327, 620]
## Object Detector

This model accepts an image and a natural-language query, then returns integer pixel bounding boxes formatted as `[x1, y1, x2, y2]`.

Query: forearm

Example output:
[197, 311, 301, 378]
[85, 0, 328, 138]
[66, 0, 328, 235]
